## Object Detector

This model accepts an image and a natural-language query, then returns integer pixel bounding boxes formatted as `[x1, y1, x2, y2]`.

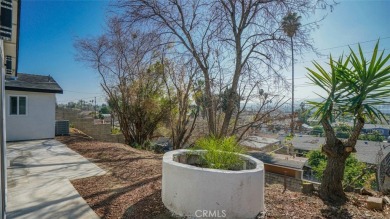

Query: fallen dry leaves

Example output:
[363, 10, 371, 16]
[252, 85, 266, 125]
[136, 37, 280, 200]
[264, 184, 389, 219]
[56, 131, 390, 219]
[56, 132, 171, 219]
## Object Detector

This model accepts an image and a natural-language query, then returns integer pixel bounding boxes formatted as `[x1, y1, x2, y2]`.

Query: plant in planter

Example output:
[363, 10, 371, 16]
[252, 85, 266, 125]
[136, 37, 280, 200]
[162, 136, 265, 219]
[192, 136, 246, 170]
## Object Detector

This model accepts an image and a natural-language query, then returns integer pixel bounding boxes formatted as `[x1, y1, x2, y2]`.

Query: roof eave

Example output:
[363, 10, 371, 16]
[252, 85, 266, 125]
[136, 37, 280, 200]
[5, 86, 63, 94]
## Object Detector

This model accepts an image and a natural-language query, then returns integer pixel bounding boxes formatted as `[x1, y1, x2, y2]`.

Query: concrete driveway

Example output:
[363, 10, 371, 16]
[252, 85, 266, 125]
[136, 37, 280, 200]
[6, 139, 106, 219]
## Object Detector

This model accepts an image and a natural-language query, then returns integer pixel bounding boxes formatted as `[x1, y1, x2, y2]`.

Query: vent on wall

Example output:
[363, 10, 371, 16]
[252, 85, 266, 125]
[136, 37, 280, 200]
[55, 120, 69, 136]
[5, 55, 12, 74]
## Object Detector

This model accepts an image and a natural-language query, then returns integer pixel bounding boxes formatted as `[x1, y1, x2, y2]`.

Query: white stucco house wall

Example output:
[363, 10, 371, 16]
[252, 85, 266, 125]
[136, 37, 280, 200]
[5, 73, 63, 141]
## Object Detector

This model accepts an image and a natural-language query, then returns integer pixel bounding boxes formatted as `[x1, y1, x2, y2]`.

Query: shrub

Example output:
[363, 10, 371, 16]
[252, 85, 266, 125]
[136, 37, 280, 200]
[334, 123, 352, 139]
[311, 125, 324, 136]
[142, 139, 153, 150]
[307, 150, 327, 168]
[336, 132, 349, 139]
[111, 127, 121, 135]
[358, 130, 385, 142]
[194, 136, 246, 170]
[335, 123, 353, 133]
[306, 150, 374, 188]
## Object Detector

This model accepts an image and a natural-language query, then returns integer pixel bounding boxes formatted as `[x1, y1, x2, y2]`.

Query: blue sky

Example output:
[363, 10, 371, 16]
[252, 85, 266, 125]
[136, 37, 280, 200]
[291, 0, 390, 103]
[18, 0, 390, 105]
[18, 0, 109, 104]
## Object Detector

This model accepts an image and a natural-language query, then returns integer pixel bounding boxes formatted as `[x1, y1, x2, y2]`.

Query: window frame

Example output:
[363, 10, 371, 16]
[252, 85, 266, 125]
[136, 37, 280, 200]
[8, 95, 28, 116]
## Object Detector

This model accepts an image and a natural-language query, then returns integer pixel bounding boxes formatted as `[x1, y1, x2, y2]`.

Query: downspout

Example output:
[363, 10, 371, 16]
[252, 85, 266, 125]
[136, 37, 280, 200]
[0, 40, 6, 219]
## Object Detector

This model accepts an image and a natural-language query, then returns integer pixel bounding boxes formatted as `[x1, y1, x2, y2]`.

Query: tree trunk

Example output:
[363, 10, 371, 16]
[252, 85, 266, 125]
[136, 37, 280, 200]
[320, 152, 348, 203]
[203, 72, 216, 135]
[219, 38, 242, 137]
[290, 37, 295, 135]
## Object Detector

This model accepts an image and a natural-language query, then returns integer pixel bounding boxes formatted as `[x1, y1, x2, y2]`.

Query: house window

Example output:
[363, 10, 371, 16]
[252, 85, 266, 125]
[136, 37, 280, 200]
[9, 96, 27, 115]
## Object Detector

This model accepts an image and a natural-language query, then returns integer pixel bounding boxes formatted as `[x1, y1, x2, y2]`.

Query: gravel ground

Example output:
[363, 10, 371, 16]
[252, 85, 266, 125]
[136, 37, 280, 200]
[56, 130, 390, 219]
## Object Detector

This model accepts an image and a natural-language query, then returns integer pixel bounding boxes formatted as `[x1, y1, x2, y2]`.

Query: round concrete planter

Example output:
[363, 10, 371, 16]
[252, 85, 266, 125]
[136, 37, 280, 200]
[162, 149, 265, 219]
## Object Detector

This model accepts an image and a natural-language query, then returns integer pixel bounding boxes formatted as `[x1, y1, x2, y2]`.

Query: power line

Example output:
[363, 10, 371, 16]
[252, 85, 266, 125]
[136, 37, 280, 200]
[57, 95, 106, 104]
[63, 89, 102, 95]
[299, 47, 389, 64]
[295, 84, 315, 88]
[314, 36, 390, 53]
[292, 46, 390, 87]
[279, 40, 389, 78]
[301, 36, 390, 55]
[286, 76, 306, 80]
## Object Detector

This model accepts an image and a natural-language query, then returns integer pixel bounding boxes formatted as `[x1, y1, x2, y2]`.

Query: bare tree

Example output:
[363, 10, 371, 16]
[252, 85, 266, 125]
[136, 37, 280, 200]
[116, 0, 221, 135]
[162, 58, 200, 149]
[231, 81, 288, 141]
[75, 18, 170, 146]
[114, 0, 334, 138]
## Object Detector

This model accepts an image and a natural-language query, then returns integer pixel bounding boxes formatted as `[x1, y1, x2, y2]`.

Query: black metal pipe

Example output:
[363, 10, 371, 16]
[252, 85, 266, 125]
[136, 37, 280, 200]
[1, 60, 7, 219]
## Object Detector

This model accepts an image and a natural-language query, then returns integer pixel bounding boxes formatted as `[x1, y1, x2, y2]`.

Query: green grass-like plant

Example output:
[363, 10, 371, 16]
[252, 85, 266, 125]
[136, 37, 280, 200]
[193, 136, 246, 170]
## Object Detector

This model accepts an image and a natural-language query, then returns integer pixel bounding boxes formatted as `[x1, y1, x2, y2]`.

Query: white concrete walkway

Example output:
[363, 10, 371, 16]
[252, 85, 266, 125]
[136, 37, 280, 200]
[6, 139, 106, 219]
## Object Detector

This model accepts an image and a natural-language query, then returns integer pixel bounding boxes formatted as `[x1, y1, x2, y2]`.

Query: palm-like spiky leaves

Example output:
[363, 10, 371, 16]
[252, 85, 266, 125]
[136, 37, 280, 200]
[307, 41, 390, 124]
[281, 12, 301, 38]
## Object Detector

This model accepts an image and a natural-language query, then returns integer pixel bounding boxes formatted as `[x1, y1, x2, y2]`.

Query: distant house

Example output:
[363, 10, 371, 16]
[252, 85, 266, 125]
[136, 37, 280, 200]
[361, 124, 390, 139]
[378, 149, 390, 193]
[240, 136, 280, 152]
[250, 151, 309, 191]
[301, 123, 313, 134]
[250, 152, 307, 179]
[338, 122, 390, 139]
[292, 135, 390, 164]
[244, 136, 309, 185]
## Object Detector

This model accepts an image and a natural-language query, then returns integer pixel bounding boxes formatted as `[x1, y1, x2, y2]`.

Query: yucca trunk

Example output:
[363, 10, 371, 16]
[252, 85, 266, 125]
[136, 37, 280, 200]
[320, 149, 349, 203]
[319, 119, 352, 203]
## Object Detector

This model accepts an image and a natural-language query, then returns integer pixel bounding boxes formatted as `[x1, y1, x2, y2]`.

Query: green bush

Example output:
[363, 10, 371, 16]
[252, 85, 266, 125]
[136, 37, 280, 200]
[142, 139, 153, 150]
[358, 130, 385, 142]
[334, 123, 352, 139]
[194, 136, 246, 170]
[306, 150, 374, 188]
[311, 125, 324, 136]
[335, 123, 353, 133]
[307, 150, 327, 168]
[336, 132, 349, 139]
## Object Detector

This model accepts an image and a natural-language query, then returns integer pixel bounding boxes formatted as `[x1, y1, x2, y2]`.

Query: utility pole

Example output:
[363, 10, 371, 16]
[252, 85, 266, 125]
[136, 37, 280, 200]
[94, 97, 97, 118]
[291, 36, 295, 136]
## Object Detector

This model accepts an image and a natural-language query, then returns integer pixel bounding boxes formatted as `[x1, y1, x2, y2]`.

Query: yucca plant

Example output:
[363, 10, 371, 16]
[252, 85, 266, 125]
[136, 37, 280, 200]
[193, 136, 246, 170]
[306, 41, 390, 202]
